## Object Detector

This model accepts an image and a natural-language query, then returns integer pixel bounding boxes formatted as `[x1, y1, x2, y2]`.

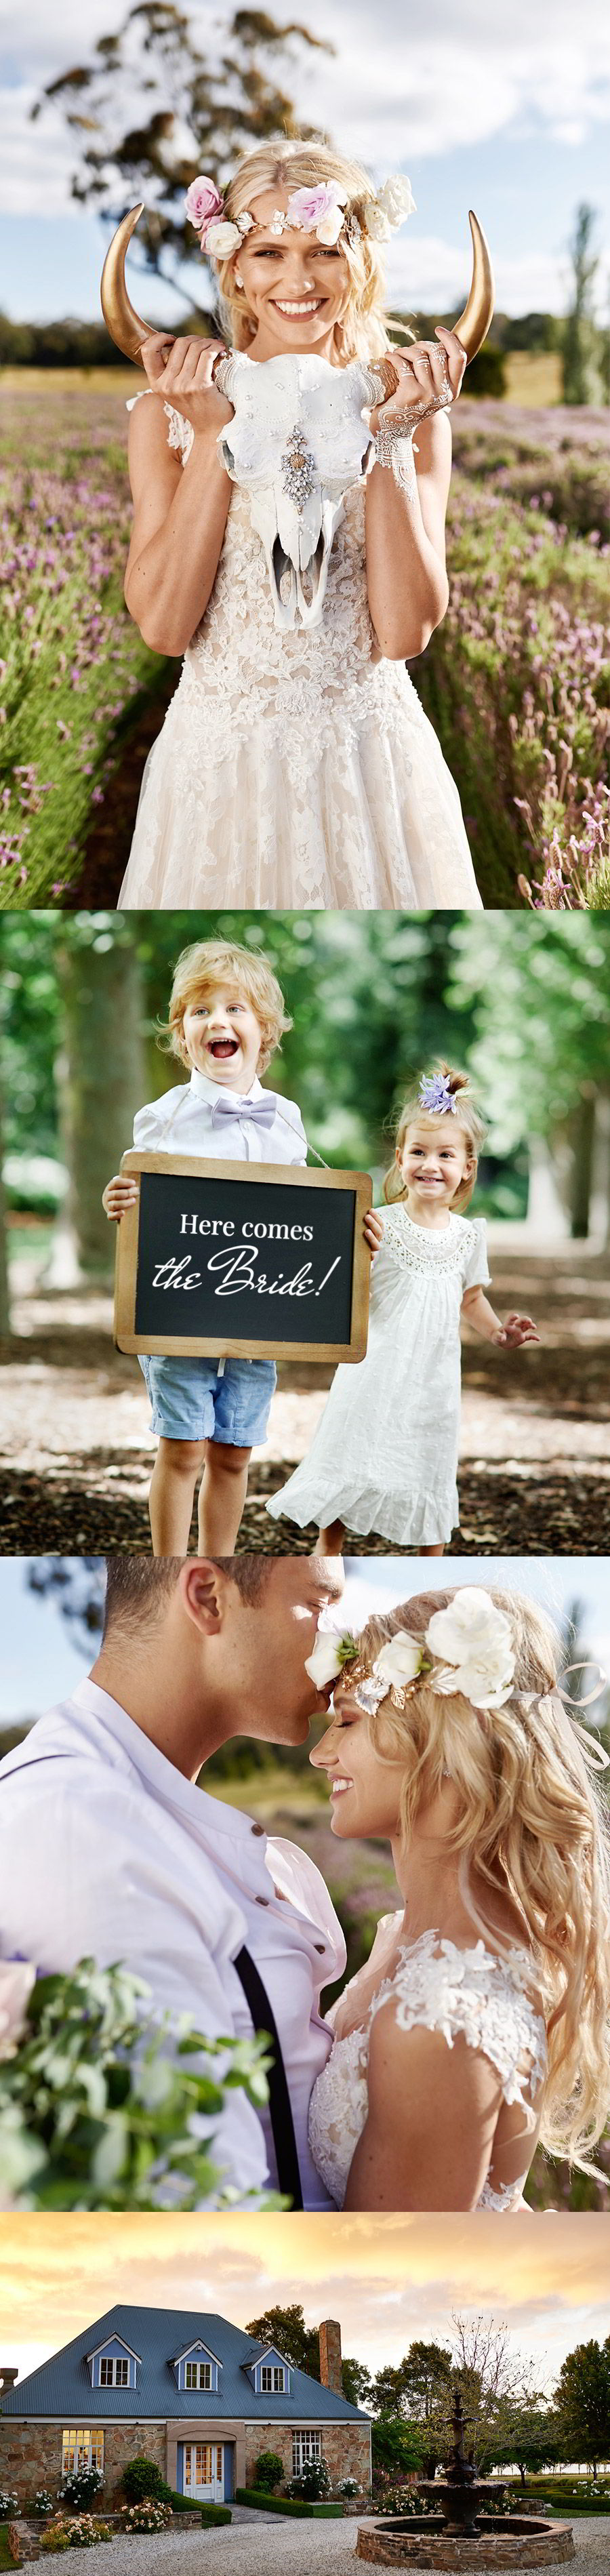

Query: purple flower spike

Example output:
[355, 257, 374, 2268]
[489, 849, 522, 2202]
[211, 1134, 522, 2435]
[419, 1073, 458, 1116]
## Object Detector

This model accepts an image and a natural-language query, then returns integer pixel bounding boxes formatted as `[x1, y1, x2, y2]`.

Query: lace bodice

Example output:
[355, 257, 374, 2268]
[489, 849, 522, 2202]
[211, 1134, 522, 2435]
[308, 1923, 547, 2211]
[160, 398, 423, 762]
[379, 1205, 488, 1281]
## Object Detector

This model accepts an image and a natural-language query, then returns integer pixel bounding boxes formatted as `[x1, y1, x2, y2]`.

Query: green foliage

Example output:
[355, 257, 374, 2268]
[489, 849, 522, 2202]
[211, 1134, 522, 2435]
[235, 2489, 342, 2515]
[251, 2453, 284, 2492]
[245, 2303, 321, 2379]
[0, 1955, 274, 2211]
[287, 2456, 331, 2500]
[371, 2417, 426, 2487]
[554, 2337, 610, 2470]
[60, 2472, 102, 2512]
[121, 2461, 165, 2503]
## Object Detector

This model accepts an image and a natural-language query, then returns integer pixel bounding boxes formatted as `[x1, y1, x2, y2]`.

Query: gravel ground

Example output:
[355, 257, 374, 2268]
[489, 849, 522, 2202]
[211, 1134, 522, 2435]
[18, 2519, 609, 2576]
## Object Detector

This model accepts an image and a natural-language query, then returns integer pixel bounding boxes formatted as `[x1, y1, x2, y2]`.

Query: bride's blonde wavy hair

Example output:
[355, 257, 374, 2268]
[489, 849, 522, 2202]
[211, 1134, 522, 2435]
[215, 139, 394, 361]
[354, 1586, 610, 2174]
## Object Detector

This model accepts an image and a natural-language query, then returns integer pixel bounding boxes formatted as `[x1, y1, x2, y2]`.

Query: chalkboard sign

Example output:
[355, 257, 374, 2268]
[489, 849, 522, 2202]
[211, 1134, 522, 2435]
[114, 1152, 371, 1362]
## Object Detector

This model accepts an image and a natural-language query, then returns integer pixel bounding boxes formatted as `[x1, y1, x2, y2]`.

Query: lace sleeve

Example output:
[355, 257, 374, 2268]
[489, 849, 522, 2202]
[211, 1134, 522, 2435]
[125, 389, 194, 466]
[375, 1933, 547, 2114]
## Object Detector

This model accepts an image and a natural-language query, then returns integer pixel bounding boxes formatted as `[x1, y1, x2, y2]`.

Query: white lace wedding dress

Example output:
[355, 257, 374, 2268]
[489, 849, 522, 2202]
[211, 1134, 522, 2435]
[118, 395, 483, 911]
[308, 1920, 547, 2211]
[266, 1204, 490, 1548]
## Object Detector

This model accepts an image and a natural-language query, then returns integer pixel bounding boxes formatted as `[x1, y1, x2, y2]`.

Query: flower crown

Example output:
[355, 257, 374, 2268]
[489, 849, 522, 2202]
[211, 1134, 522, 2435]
[306, 1588, 609, 1737]
[185, 172, 415, 262]
[419, 1072, 461, 1116]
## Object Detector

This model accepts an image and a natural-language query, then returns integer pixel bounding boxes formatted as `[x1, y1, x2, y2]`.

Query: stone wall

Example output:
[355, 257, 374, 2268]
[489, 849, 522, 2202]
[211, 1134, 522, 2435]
[245, 2417, 371, 2495]
[0, 2419, 167, 2508]
[355, 2529, 575, 2567]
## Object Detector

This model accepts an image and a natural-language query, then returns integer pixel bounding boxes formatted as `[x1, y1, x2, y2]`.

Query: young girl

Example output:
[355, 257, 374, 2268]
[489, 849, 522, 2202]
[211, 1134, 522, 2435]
[117, 136, 483, 911]
[102, 937, 307, 1556]
[267, 1064, 539, 1555]
[305, 1583, 610, 2212]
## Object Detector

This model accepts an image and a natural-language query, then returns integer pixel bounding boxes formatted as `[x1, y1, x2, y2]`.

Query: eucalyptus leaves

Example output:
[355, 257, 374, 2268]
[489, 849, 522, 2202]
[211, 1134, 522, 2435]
[0, 1956, 274, 2211]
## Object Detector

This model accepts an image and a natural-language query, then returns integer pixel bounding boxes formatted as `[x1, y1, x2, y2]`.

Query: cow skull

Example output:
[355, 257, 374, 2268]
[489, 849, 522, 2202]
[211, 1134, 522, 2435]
[214, 351, 382, 630]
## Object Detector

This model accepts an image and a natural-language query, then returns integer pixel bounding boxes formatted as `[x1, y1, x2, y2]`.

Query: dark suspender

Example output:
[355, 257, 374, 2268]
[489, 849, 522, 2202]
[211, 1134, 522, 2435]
[233, 1944, 304, 2209]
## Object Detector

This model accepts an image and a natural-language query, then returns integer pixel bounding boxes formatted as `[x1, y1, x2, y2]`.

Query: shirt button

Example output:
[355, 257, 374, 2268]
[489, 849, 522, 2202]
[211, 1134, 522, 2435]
[251, 1824, 265, 1837]
[255, 1895, 270, 1906]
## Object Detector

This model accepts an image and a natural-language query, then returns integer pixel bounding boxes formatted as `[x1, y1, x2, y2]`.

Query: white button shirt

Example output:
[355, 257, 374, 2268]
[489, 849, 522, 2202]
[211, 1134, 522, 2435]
[132, 1066, 308, 1165]
[0, 1682, 344, 2210]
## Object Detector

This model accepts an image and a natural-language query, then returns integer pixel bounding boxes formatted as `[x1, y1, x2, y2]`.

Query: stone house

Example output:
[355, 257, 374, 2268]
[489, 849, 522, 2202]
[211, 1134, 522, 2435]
[0, 2304, 371, 2509]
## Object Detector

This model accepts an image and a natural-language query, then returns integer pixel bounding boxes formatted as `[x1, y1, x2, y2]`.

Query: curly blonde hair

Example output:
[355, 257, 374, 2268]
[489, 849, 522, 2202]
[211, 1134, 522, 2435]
[384, 1064, 487, 1213]
[157, 938, 291, 1074]
[354, 1586, 610, 2174]
[214, 139, 393, 361]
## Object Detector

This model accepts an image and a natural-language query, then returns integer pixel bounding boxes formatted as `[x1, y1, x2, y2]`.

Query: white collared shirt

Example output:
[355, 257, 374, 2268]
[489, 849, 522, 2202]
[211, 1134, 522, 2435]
[0, 1681, 344, 2210]
[133, 1067, 308, 1165]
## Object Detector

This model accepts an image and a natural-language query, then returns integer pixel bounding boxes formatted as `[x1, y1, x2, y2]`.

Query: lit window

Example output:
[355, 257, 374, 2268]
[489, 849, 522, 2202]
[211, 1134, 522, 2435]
[184, 2361, 212, 2388]
[292, 2432, 321, 2474]
[62, 2432, 104, 2478]
[260, 2365, 285, 2392]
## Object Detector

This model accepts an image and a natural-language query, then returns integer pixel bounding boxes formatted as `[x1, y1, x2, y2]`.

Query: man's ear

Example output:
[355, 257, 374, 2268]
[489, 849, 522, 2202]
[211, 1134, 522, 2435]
[178, 1558, 228, 1639]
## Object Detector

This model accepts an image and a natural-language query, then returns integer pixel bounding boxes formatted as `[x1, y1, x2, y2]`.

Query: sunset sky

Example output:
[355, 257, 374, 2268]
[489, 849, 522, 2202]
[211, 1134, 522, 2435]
[3, 2214, 609, 2395]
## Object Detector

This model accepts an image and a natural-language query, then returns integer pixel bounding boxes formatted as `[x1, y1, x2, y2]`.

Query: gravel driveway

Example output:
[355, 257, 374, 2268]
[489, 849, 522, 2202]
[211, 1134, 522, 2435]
[18, 2514, 609, 2576]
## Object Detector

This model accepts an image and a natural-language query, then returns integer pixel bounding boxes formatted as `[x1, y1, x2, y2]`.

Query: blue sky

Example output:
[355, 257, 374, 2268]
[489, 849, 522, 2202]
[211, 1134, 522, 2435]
[0, 1556, 608, 1724]
[1, 0, 609, 320]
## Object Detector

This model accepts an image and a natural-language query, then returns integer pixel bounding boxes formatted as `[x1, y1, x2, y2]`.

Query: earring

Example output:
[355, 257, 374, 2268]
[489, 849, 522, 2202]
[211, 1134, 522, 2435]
[235, 270, 244, 288]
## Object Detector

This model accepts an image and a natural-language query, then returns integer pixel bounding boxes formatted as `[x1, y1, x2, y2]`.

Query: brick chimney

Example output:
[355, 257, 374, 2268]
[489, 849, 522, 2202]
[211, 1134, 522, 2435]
[319, 2319, 342, 2395]
[0, 2367, 18, 2393]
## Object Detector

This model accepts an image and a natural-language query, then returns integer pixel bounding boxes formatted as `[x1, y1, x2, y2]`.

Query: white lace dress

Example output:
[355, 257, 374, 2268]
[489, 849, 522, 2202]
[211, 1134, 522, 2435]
[117, 395, 482, 911]
[266, 1205, 490, 1548]
[308, 1920, 548, 2211]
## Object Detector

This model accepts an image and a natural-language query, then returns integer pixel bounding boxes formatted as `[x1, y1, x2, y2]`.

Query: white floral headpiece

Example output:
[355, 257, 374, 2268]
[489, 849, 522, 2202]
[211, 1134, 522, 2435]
[185, 172, 415, 262]
[306, 1590, 515, 1714]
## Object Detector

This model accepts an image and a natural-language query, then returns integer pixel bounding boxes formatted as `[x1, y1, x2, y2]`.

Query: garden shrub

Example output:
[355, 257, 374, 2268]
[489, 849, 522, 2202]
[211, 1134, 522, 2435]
[252, 2453, 283, 2493]
[121, 2460, 165, 2503]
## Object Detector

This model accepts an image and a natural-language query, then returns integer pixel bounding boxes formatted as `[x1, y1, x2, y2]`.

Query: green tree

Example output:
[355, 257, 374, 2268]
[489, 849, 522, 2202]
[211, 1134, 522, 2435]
[342, 2358, 375, 2409]
[35, 2, 331, 317]
[490, 2403, 560, 2489]
[554, 2338, 610, 2478]
[245, 2303, 321, 2379]
[371, 2415, 425, 2489]
[54, 921, 146, 1279]
[562, 205, 605, 406]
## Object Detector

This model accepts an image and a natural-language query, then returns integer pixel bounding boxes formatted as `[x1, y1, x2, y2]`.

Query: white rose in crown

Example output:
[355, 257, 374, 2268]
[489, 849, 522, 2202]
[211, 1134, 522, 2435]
[376, 176, 417, 228]
[364, 201, 392, 241]
[305, 1635, 345, 1689]
[0, 1958, 35, 2060]
[375, 1632, 424, 1690]
[424, 1589, 515, 1710]
[205, 218, 242, 258]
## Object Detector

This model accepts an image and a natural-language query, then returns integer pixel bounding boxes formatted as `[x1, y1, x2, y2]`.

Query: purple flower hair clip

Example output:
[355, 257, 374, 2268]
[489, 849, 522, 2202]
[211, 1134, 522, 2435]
[419, 1072, 458, 1116]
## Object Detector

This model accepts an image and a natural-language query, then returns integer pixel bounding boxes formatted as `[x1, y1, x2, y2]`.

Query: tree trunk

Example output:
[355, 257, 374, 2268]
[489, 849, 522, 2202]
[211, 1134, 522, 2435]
[569, 1089, 596, 1238]
[53, 935, 146, 1279]
[0, 1080, 12, 1336]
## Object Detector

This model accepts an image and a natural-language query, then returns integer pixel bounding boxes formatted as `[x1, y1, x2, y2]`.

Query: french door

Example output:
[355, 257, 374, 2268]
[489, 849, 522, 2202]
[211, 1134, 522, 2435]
[184, 2441, 224, 2501]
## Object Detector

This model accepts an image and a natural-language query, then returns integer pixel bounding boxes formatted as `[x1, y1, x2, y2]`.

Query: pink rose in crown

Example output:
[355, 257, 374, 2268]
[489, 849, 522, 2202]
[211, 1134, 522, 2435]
[185, 176, 224, 235]
[287, 183, 346, 233]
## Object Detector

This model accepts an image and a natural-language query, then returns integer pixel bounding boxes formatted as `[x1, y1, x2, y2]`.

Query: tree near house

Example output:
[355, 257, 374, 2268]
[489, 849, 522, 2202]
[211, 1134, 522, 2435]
[554, 2338, 610, 2479]
[245, 2303, 321, 2380]
[371, 2415, 426, 2495]
[489, 2404, 561, 2489]
[34, 1, 332, 318]
[371, 2343, 452, 2479]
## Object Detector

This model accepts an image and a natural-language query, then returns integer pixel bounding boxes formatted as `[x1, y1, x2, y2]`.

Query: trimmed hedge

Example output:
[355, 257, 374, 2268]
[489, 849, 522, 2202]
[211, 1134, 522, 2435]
[235, 2489, 343, 2517]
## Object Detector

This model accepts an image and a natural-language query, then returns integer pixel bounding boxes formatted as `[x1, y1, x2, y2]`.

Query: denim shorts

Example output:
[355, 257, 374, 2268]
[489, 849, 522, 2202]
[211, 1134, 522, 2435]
[138, 1352, 277, 1445]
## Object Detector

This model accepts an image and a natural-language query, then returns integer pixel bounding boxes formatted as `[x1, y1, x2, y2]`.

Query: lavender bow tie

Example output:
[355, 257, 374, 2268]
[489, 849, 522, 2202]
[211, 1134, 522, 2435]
[210, 1089, 278, 1130]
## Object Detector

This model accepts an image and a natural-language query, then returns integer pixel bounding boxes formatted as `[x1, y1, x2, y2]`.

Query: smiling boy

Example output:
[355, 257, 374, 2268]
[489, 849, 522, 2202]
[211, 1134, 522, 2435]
[103, 938, 307, 1554]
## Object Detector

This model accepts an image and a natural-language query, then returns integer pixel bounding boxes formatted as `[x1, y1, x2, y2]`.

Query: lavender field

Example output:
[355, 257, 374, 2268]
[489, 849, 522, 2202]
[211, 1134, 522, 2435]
[0, 369, 608, 910]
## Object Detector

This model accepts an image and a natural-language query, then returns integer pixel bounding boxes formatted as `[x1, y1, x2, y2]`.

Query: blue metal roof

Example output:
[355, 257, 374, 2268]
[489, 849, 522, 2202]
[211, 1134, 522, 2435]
[0, 2306, 368, 2426]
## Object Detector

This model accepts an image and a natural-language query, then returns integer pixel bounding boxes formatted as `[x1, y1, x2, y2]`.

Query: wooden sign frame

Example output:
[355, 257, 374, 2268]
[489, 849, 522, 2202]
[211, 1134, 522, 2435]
[114, 1151, 372, 1363]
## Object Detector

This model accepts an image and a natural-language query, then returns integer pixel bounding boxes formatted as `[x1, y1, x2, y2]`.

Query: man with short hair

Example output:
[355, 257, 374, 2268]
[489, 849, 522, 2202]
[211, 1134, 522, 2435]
[0, 1556, 346, 2207]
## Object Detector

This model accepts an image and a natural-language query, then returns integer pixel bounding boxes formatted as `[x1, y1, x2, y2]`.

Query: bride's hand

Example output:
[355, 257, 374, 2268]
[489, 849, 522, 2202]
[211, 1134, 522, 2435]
[139, 332, 235, 432]
[369, 327, 466, 433]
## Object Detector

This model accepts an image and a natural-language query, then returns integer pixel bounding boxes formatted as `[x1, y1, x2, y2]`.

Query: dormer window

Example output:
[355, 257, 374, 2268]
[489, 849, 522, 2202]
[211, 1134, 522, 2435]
[260, 2366, 286, 2393]
[87, 2339, 139, 2391]
[250, 2349, 291, 2396]
[173, 2342, 220, 2394]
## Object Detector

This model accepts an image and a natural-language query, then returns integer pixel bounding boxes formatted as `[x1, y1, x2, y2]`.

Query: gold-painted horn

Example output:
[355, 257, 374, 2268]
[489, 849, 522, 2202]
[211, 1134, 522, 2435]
[100, 204, 155, 361]
[453, 210, 495, 360]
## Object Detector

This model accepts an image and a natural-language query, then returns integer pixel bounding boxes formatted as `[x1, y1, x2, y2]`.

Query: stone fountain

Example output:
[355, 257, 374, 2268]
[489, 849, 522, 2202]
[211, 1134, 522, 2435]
[357, 2389, 575, 2567]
